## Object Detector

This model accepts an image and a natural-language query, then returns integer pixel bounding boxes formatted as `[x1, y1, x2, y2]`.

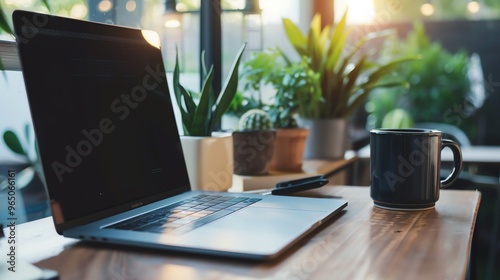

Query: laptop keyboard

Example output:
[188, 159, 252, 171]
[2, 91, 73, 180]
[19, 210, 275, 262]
[106, 194, 261, 235]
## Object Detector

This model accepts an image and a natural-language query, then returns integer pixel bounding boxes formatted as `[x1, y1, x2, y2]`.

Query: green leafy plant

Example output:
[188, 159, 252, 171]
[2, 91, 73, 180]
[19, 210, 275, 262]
[281, 10, 413, 119]
[366, 23, 474, 136]
[1, 125, 40, 191]
[238, 109, 273, 131]
[0, 4, 13, 35]
[173, 43, 246, 136]
[239, 48, 322, 128]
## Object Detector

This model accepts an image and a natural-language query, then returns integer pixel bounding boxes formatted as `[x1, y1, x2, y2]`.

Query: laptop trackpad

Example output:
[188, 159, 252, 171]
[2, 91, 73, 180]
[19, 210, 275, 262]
[170, 207, 328, 257]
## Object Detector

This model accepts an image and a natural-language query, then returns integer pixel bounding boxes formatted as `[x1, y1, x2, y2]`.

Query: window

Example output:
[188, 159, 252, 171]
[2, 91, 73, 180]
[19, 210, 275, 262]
[334, 0, 500, 146]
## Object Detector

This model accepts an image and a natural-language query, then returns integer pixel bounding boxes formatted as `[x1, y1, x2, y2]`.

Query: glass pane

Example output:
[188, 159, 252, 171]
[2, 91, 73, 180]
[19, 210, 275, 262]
[335, 0, 500, 24]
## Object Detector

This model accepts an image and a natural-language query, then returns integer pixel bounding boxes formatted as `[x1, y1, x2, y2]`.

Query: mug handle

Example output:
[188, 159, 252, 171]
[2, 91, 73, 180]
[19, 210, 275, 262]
[440, 139, 463, 188]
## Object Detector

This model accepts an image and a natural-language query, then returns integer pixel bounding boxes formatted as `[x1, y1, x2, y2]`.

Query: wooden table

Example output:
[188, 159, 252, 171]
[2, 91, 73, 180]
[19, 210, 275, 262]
[1, 186, 480, 280]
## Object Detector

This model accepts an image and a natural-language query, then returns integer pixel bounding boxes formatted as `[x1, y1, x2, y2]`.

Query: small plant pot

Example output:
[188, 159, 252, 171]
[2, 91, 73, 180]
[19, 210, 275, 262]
[180, 134, 233, 191]
[233, 130, 276, 176]
[298, 118, 347, 160]
[271, 128, 309, 172]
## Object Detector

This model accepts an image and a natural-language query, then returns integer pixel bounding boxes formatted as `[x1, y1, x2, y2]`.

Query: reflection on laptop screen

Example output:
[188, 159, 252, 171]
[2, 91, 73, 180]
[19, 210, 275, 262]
[16, 13, 190, 223]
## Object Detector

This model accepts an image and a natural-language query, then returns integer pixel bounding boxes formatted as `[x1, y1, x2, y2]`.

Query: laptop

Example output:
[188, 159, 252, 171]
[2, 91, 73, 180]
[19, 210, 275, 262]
[12, 10, 347, 260]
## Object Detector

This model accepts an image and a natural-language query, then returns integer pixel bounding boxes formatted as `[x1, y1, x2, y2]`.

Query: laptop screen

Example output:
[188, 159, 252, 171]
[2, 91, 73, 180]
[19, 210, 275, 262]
[13, 11, 190, 224]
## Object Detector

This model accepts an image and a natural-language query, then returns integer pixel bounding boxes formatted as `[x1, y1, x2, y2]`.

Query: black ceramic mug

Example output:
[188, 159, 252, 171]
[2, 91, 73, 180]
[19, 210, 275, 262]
[370, 129, 463, 210]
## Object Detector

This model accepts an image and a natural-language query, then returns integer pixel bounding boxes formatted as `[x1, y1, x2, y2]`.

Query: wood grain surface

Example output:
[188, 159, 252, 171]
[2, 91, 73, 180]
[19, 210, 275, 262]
[4, 186, 480, 280]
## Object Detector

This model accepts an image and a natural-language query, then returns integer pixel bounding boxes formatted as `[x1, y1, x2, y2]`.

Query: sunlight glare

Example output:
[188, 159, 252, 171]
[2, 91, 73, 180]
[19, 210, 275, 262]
[260, 0, 293, 24]
[467, 1, 480, 14]
[420, 3, 435, 16]
[126, 0, 137, 12]
[70, 3, 88, 19]
[141, 30, 161, 49]
[98, 0, 113, 12]
[335, 0, 375, 24]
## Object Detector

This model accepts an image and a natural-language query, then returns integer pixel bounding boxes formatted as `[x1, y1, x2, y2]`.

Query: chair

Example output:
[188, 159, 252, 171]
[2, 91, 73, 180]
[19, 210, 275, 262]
[445, 174, 500, 280]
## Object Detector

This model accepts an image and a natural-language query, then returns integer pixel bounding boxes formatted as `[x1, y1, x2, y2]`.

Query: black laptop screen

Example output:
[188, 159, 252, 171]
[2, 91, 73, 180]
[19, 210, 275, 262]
[13, 11, 190, 224]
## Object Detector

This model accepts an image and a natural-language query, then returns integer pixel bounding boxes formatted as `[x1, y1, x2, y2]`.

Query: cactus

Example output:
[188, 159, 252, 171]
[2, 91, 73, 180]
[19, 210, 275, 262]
[273, 110, 298, 129]
[238, 109, 273, 131]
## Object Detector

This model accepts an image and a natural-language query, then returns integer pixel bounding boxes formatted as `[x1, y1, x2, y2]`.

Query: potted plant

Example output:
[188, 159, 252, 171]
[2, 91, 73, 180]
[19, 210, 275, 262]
[172, 43, 246, 191]
[233, 109, 276, 175]
[366, 23, 479, 139]
[239, 49, 322, 172]
[281, 11, 412, 159]
[269, 113, 309, 173]
[268, 61, 322, 172]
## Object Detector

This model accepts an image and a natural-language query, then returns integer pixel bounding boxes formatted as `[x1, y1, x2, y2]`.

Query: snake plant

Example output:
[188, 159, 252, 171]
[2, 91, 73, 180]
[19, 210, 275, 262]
[173, 43, 246, 136]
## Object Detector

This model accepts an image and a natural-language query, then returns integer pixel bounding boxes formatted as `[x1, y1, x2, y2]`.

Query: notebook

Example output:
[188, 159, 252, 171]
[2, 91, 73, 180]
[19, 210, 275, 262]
[12, 10, 347, 260]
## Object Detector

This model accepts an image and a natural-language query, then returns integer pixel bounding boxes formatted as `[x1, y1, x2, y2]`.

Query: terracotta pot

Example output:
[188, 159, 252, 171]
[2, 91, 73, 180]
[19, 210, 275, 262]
[233, 130, 276, 175]
[270, 128, 309, 172]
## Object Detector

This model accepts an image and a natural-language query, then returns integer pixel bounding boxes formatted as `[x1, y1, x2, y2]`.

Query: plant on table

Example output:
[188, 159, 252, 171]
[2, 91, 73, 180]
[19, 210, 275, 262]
[281, 10, 411, 119]
[239, 48, 322, 128]
[172, 43, 246, 136]
[233, 108, 276, 176]
[172, 43, 246, 191]
[279, 10, 413, 159]
[239, 50, 320, 171]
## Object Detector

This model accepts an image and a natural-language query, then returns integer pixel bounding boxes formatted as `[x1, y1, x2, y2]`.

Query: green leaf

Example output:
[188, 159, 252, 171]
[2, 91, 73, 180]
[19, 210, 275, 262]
[0, 4, 13, 35]
[181, 86, 197, 116]
[0, 167, 34, 191]
[282, 18, 307, 56]
[210, 43, 246, 131]
[0, 4, 14, 34]
[201, 50, 208, 83]
[307, 14, 323, 71]
[366, 57, 416, 85]
[276, 46, 292, 67]
[172, 48, 183, 110]
[177, 85, 195, 132]
[336, 56, 367, 116]
[324, 9, 348, 71]
[41, 0, 51, 12]
[319, 25, 331, 47]
[191, 66, 214, 136]
[3, 131, 26, 156]
[25, 123, 31, 144]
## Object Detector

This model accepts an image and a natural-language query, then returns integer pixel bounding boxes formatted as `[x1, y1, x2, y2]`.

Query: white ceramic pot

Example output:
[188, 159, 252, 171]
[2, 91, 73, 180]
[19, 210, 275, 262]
[297, 118, 347, 160]
[180, 134, 233, 191]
